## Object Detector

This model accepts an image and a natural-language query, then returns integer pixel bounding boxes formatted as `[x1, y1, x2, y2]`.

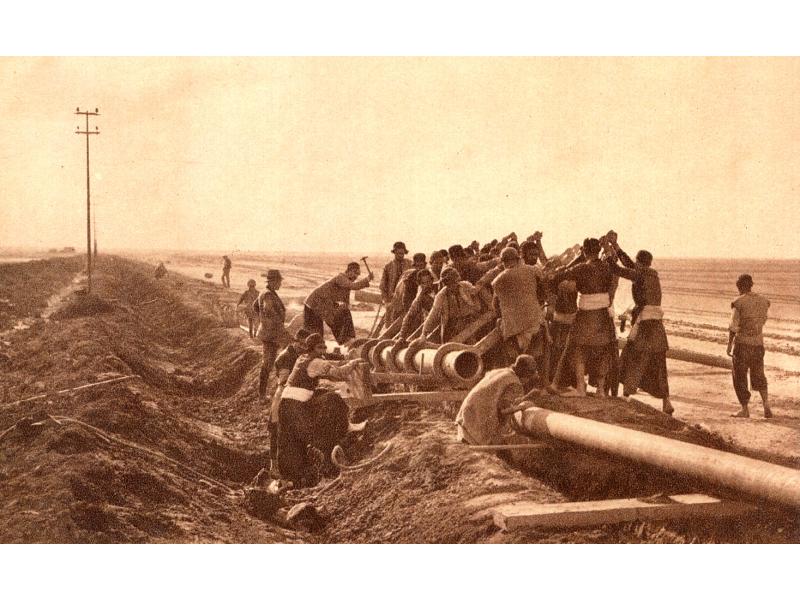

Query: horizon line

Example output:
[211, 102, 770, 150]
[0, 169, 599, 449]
[2, 245, 799, 262]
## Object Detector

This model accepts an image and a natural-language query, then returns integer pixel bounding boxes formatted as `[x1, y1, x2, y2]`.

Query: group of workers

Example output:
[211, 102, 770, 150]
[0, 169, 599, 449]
[221, 229, 772, 486]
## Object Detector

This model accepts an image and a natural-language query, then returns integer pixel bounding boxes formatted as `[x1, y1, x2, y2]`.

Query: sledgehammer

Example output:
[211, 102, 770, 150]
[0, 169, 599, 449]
[360, 256, 373, 278]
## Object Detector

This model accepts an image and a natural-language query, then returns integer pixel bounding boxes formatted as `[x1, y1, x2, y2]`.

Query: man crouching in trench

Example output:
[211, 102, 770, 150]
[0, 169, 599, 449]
[277, 333, 366, 488]
[455, 354, 541, 457]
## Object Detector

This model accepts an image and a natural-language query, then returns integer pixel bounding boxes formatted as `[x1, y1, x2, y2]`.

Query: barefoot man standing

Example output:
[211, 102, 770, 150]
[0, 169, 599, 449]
[727, 274, 772, 418]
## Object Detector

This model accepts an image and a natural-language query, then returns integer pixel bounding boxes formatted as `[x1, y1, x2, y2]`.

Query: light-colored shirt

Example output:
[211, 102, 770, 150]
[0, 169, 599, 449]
[492, 263, 544, 340]
[730, 292, 770, 346]
[455, 368, 523, 445]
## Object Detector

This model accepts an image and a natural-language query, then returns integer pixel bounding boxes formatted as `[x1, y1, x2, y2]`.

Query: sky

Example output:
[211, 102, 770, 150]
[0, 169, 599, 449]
[0, 57, 798, 259]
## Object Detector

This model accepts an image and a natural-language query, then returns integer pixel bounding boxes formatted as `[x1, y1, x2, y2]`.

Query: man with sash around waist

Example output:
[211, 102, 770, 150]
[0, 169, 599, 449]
[607, 239, 674, 415]
[277, 333, 365, 487]
[550, 238, 616, 397]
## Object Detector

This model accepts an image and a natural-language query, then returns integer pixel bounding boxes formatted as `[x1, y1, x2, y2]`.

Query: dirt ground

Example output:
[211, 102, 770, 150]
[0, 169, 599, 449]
[0, 255, 797, 543]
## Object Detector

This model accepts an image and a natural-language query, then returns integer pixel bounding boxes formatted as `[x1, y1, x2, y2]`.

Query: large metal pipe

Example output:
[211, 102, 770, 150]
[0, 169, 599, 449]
[412, 348, 438, 375]
[618, 338, 733, 370]
[515, 407, 800, 508]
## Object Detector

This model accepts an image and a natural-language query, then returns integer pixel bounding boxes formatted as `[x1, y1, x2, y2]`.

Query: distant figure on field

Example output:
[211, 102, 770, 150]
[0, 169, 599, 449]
[727, 274, 772, 418]
[222, 255, 232, 288]
[237, 279, 260, 338]
[304, 262, 373, 345]
[253, 270, 289, 401]
[455, 354, 539, 446]
[153, 262, 167, 279]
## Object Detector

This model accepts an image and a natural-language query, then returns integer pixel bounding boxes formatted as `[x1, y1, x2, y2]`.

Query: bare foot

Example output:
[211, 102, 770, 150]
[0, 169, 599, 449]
[732, 407, 750, 418]
[559, 388, 584, 397]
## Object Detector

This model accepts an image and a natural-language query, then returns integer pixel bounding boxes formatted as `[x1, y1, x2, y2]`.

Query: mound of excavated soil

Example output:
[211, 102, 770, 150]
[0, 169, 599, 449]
[0, 257, 298, 543]
[293, 398, 798, 544]
[50, 293, 116, 320]
[1, 255, 796, 544]
[0, 257, 83, 330]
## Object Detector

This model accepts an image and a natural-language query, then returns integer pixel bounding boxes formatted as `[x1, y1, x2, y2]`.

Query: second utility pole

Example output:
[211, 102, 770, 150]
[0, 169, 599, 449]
[75, 107, 100, 294]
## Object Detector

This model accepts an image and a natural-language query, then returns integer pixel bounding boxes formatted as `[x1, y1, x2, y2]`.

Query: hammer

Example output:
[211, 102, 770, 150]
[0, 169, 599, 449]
[360, 256, 373, 278]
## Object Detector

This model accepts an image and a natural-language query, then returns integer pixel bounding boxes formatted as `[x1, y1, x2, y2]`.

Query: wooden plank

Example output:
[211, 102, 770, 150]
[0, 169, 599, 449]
[365, 390, 468, 406]
[492, 494, 754, 531]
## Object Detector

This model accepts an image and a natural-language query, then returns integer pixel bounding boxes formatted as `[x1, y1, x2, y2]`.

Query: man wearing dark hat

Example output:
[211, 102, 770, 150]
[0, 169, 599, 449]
[727, 274, 772, 418]
[422, 266, 481, 342]
[277, 333, 365, 487]
[455, 354, 539, 446]
[304, 262, 373, 345]
[253, 269, 290, 401]
[380, 242, 412, 322]
[550, 238, 617, 397]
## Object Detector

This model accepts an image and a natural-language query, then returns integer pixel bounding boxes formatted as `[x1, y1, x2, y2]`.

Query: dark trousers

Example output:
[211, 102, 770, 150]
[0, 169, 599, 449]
[303, 305, 325, 337]
[259, 341, 279, 399]
[732, 343, 767, 405]
[620, 344, 669, 400]
[303, 304, 356, 345]
[277, 398, 315, 487]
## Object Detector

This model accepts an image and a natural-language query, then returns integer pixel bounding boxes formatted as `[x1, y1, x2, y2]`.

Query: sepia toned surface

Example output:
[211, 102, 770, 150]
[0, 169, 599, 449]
[1, 57, 799, 257]
[0, 57, 798, 544]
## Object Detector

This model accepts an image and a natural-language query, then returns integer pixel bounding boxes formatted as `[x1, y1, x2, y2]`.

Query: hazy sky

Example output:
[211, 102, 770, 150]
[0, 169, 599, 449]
[1, 57, 798, 258]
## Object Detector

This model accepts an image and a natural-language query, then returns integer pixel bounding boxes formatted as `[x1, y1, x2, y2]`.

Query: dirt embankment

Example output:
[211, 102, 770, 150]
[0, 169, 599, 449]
[0, 257, 84, 330]
[293, 397, 798, 544]
[1, 256, 797, 544]
[0, 256, 296, 542]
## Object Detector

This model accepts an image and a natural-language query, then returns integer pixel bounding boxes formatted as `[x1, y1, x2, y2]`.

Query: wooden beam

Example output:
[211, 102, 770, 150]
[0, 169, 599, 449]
[492, 493, 754, 531]
[365, 390, 468, 406]
[369, 372, 440, 385]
